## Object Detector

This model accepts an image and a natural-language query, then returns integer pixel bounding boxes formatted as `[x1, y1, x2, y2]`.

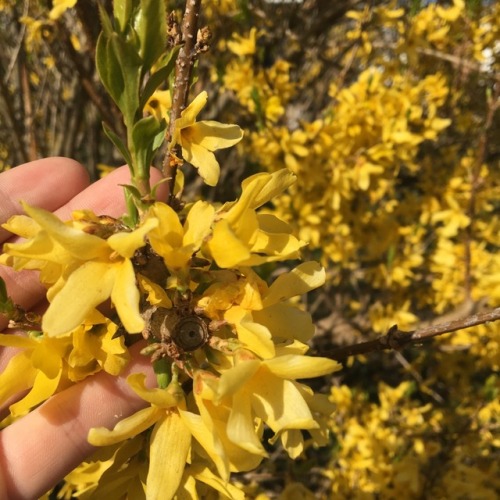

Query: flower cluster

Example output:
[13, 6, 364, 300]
[0, 169, 340, 497]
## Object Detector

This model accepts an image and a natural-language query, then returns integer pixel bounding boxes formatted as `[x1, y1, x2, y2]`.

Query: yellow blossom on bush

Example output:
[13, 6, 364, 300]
[171, 91, 243, 186]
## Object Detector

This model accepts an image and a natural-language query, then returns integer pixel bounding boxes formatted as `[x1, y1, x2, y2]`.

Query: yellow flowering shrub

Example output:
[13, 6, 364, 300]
[0, 0, 499, 498]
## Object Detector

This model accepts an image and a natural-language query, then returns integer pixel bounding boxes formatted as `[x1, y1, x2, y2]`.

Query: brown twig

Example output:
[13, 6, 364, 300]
[18, 50, 38, 161]
[463, 82, 500, 298]
[163, 0, 202, 206]
[56, 20, 124, 139]
[320, 307, 500, 361]
[0, 77, 28, 165]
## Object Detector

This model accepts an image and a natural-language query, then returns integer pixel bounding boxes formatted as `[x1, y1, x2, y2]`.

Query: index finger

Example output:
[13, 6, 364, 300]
[0, 157, 90, 244]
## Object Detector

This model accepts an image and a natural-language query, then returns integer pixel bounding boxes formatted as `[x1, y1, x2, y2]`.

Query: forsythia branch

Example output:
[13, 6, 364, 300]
[321, 307, 500, 361]
[163, 0, 202, 205]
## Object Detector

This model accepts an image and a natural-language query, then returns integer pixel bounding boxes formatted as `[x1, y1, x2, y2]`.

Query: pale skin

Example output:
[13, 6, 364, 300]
[0, 158, 158, 499]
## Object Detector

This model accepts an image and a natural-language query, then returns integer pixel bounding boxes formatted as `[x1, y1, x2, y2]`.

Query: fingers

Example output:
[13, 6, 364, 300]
[0, 342, 156, 500]
[0, 157, 90, 244]
[0, 161, 164, 327]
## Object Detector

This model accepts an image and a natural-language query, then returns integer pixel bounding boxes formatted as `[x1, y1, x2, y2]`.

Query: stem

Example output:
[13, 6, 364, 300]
[163, 0, 202, 205]
[18, 49, 38, 161]
[319, 307, 500, 361]
[463, 83, 499, 298]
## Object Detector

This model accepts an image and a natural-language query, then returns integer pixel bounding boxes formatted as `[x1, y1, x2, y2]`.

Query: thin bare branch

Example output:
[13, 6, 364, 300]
[163, 0, 202, 206]
[320, 307, 500, 361]
[464, 83, 500, 298]
[18, 50, 38, 161]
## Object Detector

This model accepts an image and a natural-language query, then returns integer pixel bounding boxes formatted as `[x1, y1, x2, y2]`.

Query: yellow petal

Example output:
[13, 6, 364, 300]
[263, 261, 325, 307]
[190, 465, 246, 500]
[111, 260, 144, 333]
[183, 201, 214, 249]
[0, 352, 37, 406]
[216, 358, 261, 400]
[9, 367, 62, 418]
[21, 202, 110, 259]
[263, 355, 341, 379]
[179, 409, 230, 481]
[241, 169, 296, 209]
[138, 274, 173, 308]
[185, 121, 243, 151]
[147, 411, 191, 500]
[49, 0, 77, 20]
[253, 303, 314, 343]
[43, 261, 116, 336]
[182, 141, 220, 186]
[31, 339, 65, 378]
[175, 91, 207, 130]
[107, 218, 158, 258]
[0, 334, 36, 349]
[280, 429, 304, 459]
[224, 307, 275, 358]
[206, 219, 251, 268]
[1, 214, 40, 238]
[148, 202, 184, 254]
[127, 373, 181, 408]
[251, 377, 317, 432]
[88, 406, 162, 446]
[251, 228, 304, 258]
[227, 390, 267, 456]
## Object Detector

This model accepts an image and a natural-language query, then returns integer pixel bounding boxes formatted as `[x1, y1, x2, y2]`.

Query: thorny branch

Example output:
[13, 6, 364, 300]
[321, 307, 500, 361]
[163, 0, 202, 206]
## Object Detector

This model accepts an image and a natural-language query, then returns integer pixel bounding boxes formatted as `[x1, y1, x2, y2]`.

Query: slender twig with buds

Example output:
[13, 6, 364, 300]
[321, 307, 500, 361]
[163, 0, 202, 206]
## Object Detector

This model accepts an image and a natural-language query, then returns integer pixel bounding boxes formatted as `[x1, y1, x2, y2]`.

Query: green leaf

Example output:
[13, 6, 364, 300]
[135, 0, 167, 70]
[0, 277, 14, 316]
[97, 3, 113, 36]
[96, 31, 142, 128]
[122, 185, 140, 228]
[153, 357, 171, 389]
[96, 32, 124, 109]
[131, 116, 167, 178]
[113, 0, 134, 33]
[102, 122, 133, 168]
[0, 276, 8, 303]
[140, 48, 180, 110]
[110, 34, 143, 126]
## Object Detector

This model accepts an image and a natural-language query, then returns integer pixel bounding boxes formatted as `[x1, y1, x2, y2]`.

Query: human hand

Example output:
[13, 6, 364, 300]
[0, 158, 157, 499]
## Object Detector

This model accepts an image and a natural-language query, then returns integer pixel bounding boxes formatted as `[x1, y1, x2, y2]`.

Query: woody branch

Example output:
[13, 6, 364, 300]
[321, 307, 500, 361]
[163, 0, 202, 206]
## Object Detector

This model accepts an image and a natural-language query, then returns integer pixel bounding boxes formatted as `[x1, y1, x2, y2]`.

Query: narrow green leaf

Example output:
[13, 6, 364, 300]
[113, 0, 134, 33]
[0, 277, 8, 303]
[135, 0, 167, 70]
[102, 122, 133, 168]
[97, 3, 113, 36]
[0, 277, 14, 316]
[96, 33, 125, 112]
[153, 357, 171, 389]
[122, 185, 140, 228]
[131, 116, 167, 177]
[139, 47, 180, 110]
[110, 34, 143, 127]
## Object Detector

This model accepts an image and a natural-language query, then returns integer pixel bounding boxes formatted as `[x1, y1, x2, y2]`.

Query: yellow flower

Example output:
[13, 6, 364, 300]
[49, 0, 77, 20]
[171, 91, 243, 186]
[186, 350, 340, 470]
[145, 89, 172, 122]
[1, 203, 158, 336]
[196, 260, 324, 363]
[205, 169, 305, 268]
[88, 374, 189, 500]
[0, 311, 127, 419]
[227, 27, 259, 56]
[146, 200, 214, 277]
